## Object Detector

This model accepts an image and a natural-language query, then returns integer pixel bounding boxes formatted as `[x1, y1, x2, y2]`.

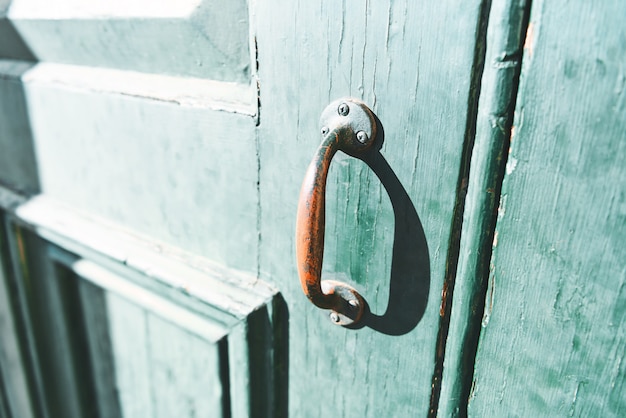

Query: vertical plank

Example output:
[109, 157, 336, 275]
[246, 306, 273, 418]
[227, 322, 250, 418]
[438, 0, 531, 415]
[12, 230, 88, 418]
[52, 264, 100, 417]
[0, 378, 8, 418]
[0, 60, 39, 193]
[10, 0, 252, 82]
[0, 216, 35, 418]
[147, 314, 223, 418]
[76, 279, 122, 418]
[107, 294, 154, 418]
[2, 221, 48, 418]
[255, 0, 484, 415]
[469, 0, 626, 415]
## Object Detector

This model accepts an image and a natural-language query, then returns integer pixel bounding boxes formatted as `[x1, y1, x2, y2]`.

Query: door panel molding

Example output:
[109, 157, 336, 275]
[0, 187, 286, 417]
[9, 0, 253, 83]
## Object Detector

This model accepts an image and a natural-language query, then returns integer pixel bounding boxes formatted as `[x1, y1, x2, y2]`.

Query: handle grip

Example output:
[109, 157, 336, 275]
[296, 98, 377, 326]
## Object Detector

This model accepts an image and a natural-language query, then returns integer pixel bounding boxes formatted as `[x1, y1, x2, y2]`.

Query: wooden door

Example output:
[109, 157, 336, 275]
[1, 1, 283, 417]
[1, 0, 624, 417]
[460, 0, 626, 416]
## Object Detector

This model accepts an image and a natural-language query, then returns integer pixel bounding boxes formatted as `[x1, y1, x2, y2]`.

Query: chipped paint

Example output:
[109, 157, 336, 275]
[523, 22, 535, 58]
[481, 265, 496, 328]
[505, 156, 518, 175]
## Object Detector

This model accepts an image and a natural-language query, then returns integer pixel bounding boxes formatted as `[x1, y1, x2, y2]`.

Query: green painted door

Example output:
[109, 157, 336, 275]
[457, 1, 626, 416]
[0, 0, 624, 417]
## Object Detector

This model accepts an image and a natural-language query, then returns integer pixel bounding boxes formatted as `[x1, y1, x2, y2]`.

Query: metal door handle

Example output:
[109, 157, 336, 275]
[296, 98, 377, 326]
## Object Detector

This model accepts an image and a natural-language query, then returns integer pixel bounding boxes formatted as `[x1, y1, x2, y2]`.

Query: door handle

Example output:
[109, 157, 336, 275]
[296, 98, 377, 326]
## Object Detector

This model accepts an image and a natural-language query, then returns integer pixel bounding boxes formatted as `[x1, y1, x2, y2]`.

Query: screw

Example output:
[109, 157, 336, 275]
[330, 312, 341, 323]
[321, 126, 329, 135]
[356, 131, 368, 143]
[348, 299, 358, 308]
[338, 103, 350, 116]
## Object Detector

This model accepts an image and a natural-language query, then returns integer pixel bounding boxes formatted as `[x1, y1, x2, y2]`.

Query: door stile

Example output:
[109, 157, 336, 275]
[433, 0, 533, 416]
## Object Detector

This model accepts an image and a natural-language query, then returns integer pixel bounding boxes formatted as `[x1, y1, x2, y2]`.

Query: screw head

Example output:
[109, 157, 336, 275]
[321, 126, 329, 135]
[330, 312, 340, 323]
[356, 131, 369, 144]
[338, 103, 350, 116]
[348, 299, 359, 308]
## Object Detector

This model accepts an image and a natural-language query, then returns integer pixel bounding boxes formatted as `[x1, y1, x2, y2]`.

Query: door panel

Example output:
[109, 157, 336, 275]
[9, 0, 252, 82]
[0, 194, 35, 418]
[6, 0, 622, 416]
[22, 76, 259, 271]
[0, 193, 285, 418]
[7, 0, 259, 272]
[0, 60, 38, 194]
[5, 0, 492, 414]
[255, 1, 484, 415]
[469, 0, 626, 415]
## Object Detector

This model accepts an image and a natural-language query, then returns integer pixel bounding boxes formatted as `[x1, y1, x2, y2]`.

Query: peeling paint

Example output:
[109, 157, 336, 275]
[481, 266, 496, 328]
[505, 156, 518, 175]
[523, 22, 535, 58]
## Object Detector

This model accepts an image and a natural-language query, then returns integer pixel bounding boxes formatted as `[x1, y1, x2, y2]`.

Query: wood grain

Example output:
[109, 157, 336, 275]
[469, 0, 626, 415]
[255, 0, 484, 415]
[9, 0, 251, 82]
[22, 79, 260, 273]
[438, 0, 531, 415]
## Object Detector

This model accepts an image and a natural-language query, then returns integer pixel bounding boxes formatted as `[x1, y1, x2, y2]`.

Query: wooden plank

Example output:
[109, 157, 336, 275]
[9, 0, 252, 82]
[107, 294, 154, 418]
[11, 230, 86, 418]
[0, 59, 38, 193]
[18, 195, 276, 322]
[22, 77, 260, 273]
[227, 322, 250, 418]
[75, 279, 123, 418]
[70, 258, 228, 343]
[469, 0, 626, 415]
[2, 219, 48, 418]
[106, 291, 227, 417]
[0, 378, 8, 418]
[438, 0, 531, 415]
[23, 63, 257, 116]
[146, 313, 224, 418]
[255, 0, 484, 415]
[0, 214, 34, 418]
[61, 253, 269, 417]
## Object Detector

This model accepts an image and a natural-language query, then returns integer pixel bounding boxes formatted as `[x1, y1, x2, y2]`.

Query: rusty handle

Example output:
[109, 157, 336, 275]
[295, 98, 377, 326]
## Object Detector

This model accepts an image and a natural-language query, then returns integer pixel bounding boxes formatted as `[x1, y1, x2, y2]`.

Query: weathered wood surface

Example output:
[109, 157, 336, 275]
[9, 0, 251, 82]
[3, 194, 283, 418]
[0, 60, 38, 193]
[8, 0, 624, 416]
[469, 0, 626, 415]
[22, 78, 259, 272]
[438, 0, 531, 415]
[255, 0, 484, 415]
[0, 211, 35, 418]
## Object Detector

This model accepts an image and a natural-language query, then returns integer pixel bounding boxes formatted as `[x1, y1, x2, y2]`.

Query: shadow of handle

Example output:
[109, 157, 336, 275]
[354, 150, 430, 335]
